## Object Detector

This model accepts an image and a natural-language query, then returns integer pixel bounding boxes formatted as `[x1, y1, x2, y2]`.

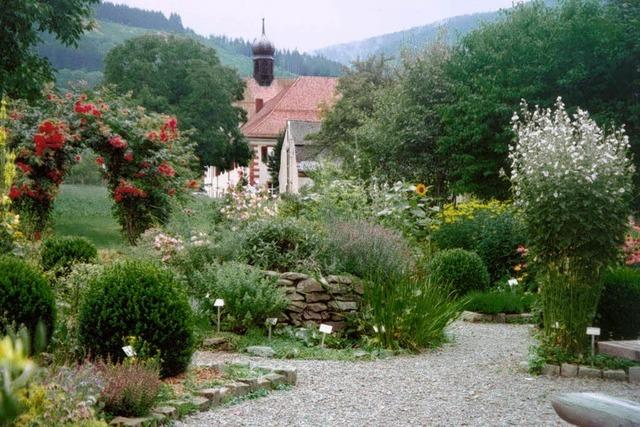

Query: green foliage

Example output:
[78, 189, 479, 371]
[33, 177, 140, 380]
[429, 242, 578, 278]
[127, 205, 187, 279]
[40, 236, 97, 272]
[432, 210, 526, 282]
[465, 290, 535, 314]
[0, 335, 35, 425]
[240, 218, 320, 272]
[98, 361, 162, 417]
[0, 256, 55, 343]
[78, 260, 194, 377]
[63, 149, 103, 186]
[194, 263, 288, 333]
[103, 34, 251, 169]
[0, 0, 98, 99]
[429, 249, 490, 295]
[596, 267, 640, 340]
[267, 132, 285, 189]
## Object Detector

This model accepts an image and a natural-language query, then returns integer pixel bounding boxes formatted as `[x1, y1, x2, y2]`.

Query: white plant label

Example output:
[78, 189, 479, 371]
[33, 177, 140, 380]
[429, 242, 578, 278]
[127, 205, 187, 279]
[586, 327, 601, 336]
[508, 278, 518, 287]
[122, 346, 136, 357]
[319, 324, 333, 334]
[214, 298, 225, 307]
[266, 318, 278, 326]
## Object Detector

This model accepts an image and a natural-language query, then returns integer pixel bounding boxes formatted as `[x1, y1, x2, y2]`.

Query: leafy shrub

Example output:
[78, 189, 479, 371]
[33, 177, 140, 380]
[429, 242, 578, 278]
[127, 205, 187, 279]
[98, 361, 161, 417]
[318, 221, 414, 281]
[195, 262, 288, 333]
[596, 267, 640, 340]
[429, 249, 490, 295]
[240, 218, 319, 272]
[465, 290, 536, 314]
[41, 236, 97, 272]
[78, 261, 194, 377]
[0, 256, 55, 342]
[432, 210, 526, 282]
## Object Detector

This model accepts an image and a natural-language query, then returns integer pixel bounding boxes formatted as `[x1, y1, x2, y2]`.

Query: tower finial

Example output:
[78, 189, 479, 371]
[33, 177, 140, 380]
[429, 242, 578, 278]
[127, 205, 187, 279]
[262, 18, 265, 35]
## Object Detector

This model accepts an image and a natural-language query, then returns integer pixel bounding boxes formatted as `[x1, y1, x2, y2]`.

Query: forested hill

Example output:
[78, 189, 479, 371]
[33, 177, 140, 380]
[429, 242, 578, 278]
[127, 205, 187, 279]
[314, 10, 501, 65]
[39, 2, 343, 88]
[314, 0, 558, 65]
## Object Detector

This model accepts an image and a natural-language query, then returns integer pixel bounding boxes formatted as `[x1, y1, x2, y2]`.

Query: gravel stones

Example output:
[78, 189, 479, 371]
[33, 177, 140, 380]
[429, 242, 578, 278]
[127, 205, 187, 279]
[181, 322, 640, 427]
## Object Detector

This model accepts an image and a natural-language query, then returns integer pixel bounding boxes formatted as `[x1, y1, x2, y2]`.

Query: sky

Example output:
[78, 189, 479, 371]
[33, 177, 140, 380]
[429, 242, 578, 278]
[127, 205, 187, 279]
[111, 0, 517, 52]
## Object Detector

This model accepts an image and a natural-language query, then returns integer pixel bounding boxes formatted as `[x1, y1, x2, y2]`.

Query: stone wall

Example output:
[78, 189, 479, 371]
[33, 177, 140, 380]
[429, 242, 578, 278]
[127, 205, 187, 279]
[267, 271, 363, 330]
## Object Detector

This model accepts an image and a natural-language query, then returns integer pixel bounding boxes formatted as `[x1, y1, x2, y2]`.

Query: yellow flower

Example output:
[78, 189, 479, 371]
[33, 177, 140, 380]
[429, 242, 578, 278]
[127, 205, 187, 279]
[415, 183, 427, 197]
[514, 264, 522, 272]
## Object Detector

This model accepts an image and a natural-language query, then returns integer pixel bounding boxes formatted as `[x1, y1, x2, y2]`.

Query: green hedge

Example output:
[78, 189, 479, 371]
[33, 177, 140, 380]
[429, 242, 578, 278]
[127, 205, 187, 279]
[429, 249, 490, 295]
[78, 260, 194, 377]
[41, 236, 97, 271]
[0, 256, 56, 343]
[596, 267, 640, 340]
[466, 290, 536, 314]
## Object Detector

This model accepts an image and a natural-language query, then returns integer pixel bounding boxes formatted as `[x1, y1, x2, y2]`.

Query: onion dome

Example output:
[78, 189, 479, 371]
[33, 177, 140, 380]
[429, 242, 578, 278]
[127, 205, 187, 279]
[252, 18, 275, 57]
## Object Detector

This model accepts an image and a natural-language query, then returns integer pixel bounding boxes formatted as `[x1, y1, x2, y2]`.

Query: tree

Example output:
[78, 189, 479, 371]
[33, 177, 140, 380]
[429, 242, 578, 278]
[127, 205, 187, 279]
[0, 0, 98, 100]
[103, 35, 251, 169]
[440, 0, 640, 200]
[267, 132, 285, 189]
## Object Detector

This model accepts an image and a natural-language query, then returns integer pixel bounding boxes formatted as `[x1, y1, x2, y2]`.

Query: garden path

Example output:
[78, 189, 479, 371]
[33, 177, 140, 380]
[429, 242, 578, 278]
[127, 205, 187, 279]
[179, 322, 640, 426]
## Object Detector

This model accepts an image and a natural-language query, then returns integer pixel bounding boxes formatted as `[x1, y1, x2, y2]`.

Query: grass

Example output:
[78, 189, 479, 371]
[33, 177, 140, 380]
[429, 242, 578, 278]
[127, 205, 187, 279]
[52, 184, 125, 250]
[204, 330, 389, 361]
[465, 290, 536, 314]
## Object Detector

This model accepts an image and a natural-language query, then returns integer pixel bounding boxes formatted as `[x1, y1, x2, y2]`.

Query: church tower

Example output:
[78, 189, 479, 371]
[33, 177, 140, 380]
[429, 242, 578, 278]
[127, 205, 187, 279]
[252, 19, 275, 87]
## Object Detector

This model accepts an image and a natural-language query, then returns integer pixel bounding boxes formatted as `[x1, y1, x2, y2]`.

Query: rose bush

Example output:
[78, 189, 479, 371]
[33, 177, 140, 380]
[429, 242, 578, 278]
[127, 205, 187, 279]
[6, 87, 197, 243]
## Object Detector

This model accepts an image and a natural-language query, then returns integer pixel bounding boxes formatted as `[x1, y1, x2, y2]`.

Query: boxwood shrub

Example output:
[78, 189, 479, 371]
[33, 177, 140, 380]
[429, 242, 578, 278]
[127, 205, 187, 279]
[0, 256, 56, 342]
[78, 260, 194, 377]
[596, 267, 640, 340]
[429, 249, 490, 295]
[41, 236, 98, 271]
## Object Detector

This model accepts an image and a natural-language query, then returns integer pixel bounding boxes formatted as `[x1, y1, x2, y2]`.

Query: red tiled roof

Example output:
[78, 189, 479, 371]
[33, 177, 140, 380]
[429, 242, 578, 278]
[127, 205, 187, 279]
[237, 78, 297, 122]
[240, 76, 338, 139]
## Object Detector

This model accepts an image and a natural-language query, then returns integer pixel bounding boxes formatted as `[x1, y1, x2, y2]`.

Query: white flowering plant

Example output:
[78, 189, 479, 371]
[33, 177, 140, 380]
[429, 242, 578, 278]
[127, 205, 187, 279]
[510, 98, 633, 354]
[510, 97, 633, 269]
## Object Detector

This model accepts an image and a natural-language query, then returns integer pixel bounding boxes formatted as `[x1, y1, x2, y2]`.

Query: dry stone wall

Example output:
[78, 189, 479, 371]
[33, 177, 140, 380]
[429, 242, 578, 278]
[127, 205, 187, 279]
[266, 271, 363, 330]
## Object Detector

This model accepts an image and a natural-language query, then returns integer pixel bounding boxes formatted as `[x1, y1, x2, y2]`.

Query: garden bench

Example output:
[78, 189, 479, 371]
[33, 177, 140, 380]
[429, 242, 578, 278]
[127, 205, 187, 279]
[598, 341, 640, 361]
[551, 392, 640, 426]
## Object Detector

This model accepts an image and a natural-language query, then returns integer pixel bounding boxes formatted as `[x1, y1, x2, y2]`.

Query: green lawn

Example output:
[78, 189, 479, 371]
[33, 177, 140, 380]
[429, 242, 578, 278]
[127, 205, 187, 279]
[52, 184, 125, 250]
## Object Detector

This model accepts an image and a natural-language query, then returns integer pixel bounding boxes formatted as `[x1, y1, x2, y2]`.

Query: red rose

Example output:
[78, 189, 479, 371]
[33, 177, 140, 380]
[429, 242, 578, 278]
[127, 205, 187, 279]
[96, 156, 105, 166]
[109, 135, 127, 149]
[168, 188, 176, 196]
[123, 151, 134, 162]
[157, 162, 175, 177]
[8, 185, 21, 200]
[75, 154, 82, 162]
[147, 131, 158, 141]
[16, 162, 32, 174]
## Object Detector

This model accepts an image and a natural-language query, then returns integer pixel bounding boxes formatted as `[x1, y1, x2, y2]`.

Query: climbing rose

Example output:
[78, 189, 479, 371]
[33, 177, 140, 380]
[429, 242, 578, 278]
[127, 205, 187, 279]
[157, 162, 175, 177]
[123, 151, 134, 162]
[109, 135, 127, 149]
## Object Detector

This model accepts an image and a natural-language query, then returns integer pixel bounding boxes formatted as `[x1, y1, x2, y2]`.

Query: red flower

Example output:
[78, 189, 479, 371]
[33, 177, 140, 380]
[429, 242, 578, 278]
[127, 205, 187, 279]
[123, 151, 134, 162]
[109, 135, 127, 149]
[114, 180, 147, 202]
[147, 131, 158, 141]
[157, 162, 175, 177]
[38, 120, 56, 134]
[167, 188, 176, 196]
[96, 156, 105, 166]
[16, 162, 32, 174]
[139, 161, 151, 169]
[75, 154, 82, 162]
[187, 179, 199, 189]
[8, 185, 21, 200]
[34, 120, 66, 156]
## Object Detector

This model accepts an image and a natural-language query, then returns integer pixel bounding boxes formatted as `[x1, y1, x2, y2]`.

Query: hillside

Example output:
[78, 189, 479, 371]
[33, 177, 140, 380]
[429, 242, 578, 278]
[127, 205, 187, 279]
[314, 11, 501, 65]
[40, 2, 343, 89]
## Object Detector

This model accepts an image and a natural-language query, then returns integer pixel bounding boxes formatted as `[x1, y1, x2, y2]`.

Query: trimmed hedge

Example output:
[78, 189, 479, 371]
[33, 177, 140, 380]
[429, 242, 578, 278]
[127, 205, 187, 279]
[0, 256, 56, 342]
[429, 249, 490, 295]
[41, 236, 97, 271]
[466, 290, 536, 314]
[596, 267, 640, 340]
[78, 260, 194, 377]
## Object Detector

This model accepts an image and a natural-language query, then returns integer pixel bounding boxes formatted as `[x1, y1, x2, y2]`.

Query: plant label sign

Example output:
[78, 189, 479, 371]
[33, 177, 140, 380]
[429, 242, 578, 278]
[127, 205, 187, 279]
[508, 278, 518, 287]
[319, 324, 333, 334]
[214, 298, 225, 307]
[586, 327, 601, 336]
[266, 318, 278, 326]
[122, 345, 136, 357]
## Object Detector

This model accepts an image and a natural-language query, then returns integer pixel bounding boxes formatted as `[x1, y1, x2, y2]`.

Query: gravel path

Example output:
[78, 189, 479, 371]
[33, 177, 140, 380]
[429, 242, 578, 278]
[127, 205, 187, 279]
[178, 322, 640, 426]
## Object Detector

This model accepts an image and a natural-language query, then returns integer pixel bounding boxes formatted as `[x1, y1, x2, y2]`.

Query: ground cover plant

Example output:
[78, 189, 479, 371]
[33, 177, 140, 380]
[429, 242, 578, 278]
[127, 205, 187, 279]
[465, 290, 535, 315]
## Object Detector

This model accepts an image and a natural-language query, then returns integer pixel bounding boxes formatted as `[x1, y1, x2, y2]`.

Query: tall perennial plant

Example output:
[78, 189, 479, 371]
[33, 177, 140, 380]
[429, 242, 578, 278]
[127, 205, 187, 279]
[510, 98, 633, 353]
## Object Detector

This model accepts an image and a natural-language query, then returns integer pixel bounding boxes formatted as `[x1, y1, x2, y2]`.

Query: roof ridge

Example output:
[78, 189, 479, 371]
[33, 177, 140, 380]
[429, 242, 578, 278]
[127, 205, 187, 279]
[243, 77, 302, 134]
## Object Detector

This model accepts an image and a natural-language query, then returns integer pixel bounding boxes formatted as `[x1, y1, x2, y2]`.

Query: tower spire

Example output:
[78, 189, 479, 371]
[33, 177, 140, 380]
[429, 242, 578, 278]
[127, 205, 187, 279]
[262, 18, 265, 35]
